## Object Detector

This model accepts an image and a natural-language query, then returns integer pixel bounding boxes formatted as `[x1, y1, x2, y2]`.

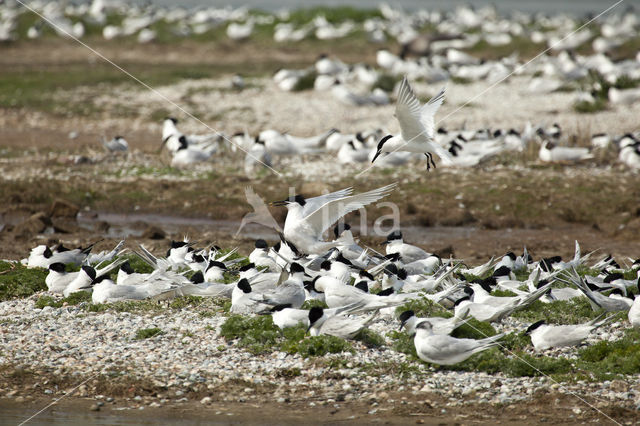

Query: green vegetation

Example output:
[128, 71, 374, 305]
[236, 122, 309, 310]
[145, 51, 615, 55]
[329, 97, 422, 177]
[134, 327, 164, 340]
[354, 329, 386, 348]
[574, 72, 640, 114]
[373, 74, 399, 92]
[0, 62, 268, 115]
[464, 37, 545, 61]
[301, 299, 328, 310]
[510, 298, 601, 324]
[285, 7, 383, 25]
[220, 315, 354, 356]
[292, 72, 317, 91]
[0, 261, 47, 301]
[574, 99, 607, 113]
[35, 291, 91, 309]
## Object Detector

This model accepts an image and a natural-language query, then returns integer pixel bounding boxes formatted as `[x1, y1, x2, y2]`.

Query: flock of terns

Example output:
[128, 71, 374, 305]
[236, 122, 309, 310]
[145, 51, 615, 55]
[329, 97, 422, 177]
[20, 171, 640, 366]
[5, 1, 640, 368]
[100, 74, 640, 173]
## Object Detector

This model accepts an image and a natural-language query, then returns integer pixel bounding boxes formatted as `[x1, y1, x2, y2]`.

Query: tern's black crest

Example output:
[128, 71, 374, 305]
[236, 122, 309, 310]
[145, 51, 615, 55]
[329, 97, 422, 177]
[308, 306, 324, 326]
[255, 239, 268, 249]
[540, 256, 561, 272]
[270, 303, 292, 312]
[237, 278, 252, 294]
[355, 132, 364, 142]
[178, 136, 188, 150]
[505, 252, 517, 260]
[463, 286, 474, 296]
[238, 263, 255, 272]
[320, 260, 332, 271]
[385, 252, 401, 262]
[82, 265, 96, 281]
[604, 272, 624, 283]
[43, 246, 53, 259]
[354, 281, 369, 293]
[493, 266, 511, 277]
[190, 271, 204, 284]
[399, 310, 415, 326]
[290, 262, 305, 274]
[536, 279, 549, 289]
[377, 135, 393, 152]
[397, 268, 408, 280]
[479, 281, 493, 294]
[384, 263, 398, 276]
[171, 240, 188, 249]
[120, 261, 135, 275]
[610, 288, 623, 296]
[288, 194, 306, 206]
[333, 222, 351, 238]
[93, 275, 110, 284]
[166, 117, 178, 124]
[207, 260, 227, 271]
[192, 254, 205, 263]
[273, 242, 281, 252]
[56, 244, 70, 253]
[525, 320, 546, 334]
[49, 262, 66, 273]
[454, 295, 472, 306]
[359, 270, 374, 281]
[386, 230, 403, 241]
[378, 287, 394, 296]
[335, 253, 353, 266]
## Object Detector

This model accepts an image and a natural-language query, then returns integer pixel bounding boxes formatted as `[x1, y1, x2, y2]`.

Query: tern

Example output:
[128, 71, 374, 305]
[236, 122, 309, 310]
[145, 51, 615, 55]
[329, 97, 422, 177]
[399, 308, 471, 336]
[526, 313, 616, 351]
[414, 321, 504, 365]
[102, 135, 129, 152]
[383, 230, 431, 263]
[372, 77, 452, 170]
[308, 306, 378, 339]
[272, 183, 396, 254]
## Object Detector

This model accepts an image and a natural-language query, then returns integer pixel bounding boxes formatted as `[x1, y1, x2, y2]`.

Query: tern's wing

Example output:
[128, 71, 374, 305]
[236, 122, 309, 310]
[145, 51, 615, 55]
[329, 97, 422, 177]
[303, 183, 396, 236]
[244, 187, 282, 232]
[302, 187, 354, 216]
[419, 86, 445, 140]
[426, 334, 483, 357]
[395, 76, 425, 141]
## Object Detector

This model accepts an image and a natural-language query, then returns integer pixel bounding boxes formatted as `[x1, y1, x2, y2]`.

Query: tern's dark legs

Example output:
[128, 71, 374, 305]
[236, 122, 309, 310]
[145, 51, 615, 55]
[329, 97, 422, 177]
[424, 153, 436, 171]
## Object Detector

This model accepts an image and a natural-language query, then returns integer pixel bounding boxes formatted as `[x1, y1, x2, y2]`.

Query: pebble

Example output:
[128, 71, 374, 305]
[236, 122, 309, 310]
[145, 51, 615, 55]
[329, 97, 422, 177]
[0, 283, 638, 413]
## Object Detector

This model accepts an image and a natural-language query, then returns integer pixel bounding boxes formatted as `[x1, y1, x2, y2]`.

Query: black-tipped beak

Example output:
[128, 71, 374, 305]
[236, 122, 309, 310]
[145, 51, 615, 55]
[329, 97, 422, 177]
[371, 150, 382, 163]
[381, 240, 389, 245]
[269, 200, 288, 206]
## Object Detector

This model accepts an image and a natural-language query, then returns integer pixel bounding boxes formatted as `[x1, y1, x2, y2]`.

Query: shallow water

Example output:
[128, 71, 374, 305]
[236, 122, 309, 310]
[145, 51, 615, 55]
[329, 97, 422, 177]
[1, 405, 216, 425]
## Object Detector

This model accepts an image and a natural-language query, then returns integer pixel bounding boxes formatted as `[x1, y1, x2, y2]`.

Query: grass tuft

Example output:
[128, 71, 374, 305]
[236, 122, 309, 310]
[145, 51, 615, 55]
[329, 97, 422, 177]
[0, 261, 48, 301]
[135, 328, 164, 340]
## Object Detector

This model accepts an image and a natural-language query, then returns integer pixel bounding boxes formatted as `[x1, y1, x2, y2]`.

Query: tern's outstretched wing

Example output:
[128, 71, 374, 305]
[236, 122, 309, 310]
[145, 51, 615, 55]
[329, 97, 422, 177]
[420, 86, 445, 140]
[303, 183, 396, 236]
[395, 76, 424, 142]
[301, 187, 354, 216]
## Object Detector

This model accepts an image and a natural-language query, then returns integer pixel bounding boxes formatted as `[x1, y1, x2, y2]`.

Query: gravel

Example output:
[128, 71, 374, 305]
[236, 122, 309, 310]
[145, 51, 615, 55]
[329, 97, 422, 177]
[1, 292, 639, 410]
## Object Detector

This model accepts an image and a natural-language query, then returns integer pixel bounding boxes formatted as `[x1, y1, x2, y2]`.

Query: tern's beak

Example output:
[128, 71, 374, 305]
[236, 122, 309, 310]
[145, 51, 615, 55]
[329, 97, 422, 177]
[371, 149, 382, 163]
[381, 240, 389, 245]
[269, 200, 288, 206]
